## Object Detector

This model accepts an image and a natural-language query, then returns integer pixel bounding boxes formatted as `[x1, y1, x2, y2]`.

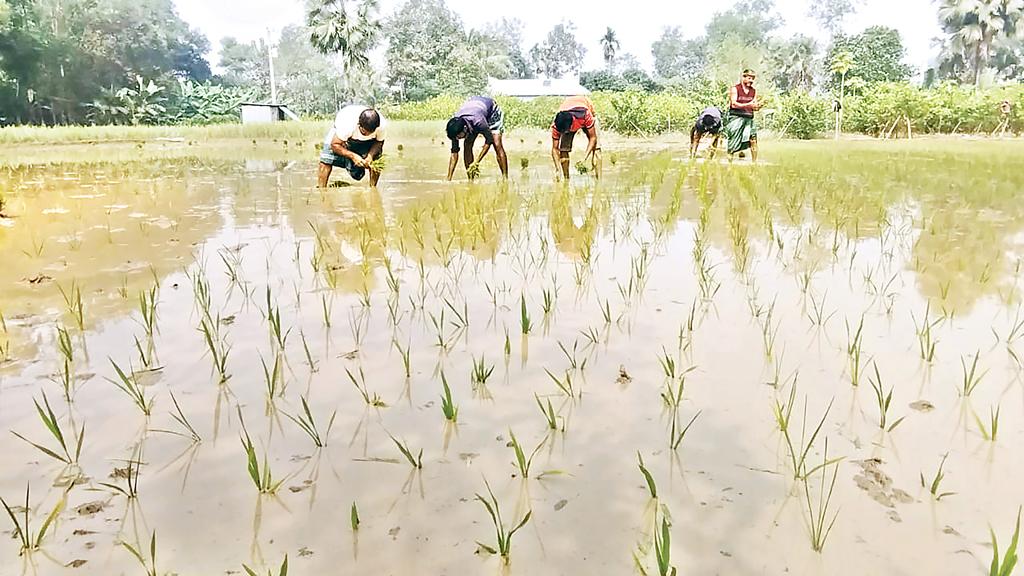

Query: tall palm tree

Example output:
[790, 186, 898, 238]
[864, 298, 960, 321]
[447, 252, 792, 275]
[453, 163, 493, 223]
[307, 0, 381, 97]
[937, 0, 1024, 85]
[600, 27, 620, 69]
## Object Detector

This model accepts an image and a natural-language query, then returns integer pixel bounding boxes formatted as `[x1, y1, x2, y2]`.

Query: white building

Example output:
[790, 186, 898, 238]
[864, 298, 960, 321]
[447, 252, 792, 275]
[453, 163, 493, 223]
[239, 103, 299, 124]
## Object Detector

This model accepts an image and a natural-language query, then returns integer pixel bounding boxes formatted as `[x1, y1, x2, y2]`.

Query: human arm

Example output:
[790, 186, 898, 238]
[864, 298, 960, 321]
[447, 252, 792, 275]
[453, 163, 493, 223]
[330, 135, 369, 168]
[447, 152, 459, 181]
[729, 86, 760, 113]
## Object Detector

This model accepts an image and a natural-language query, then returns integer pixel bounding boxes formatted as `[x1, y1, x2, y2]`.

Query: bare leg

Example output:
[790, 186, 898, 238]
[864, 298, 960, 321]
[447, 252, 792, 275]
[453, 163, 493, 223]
[750, 138, 758, 163]
[592, 149, 602, 179]
[318, 163, 332, 188]
[493, 133, 509, 178]
[710, 135, 720, 159]
[368, 141, 383, 187]
[690, 132, 700, 158]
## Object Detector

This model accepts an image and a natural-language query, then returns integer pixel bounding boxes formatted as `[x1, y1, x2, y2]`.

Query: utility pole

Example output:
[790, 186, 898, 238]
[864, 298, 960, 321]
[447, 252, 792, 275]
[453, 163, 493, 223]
[267, 30, 278, 105]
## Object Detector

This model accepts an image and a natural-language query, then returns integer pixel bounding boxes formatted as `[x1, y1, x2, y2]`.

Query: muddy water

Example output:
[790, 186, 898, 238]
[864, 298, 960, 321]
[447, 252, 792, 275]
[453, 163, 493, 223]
[2, 130, 1024, 576]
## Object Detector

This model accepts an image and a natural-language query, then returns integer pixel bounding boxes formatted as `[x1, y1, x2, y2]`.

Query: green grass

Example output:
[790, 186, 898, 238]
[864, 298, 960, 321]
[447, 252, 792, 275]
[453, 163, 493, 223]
[990, 506, 1021, 576]
[0, 120, 327, 145]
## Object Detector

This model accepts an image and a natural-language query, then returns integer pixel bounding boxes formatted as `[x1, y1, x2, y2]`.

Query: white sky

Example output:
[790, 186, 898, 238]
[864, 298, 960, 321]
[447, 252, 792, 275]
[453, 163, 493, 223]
[175, 0, 942, 74]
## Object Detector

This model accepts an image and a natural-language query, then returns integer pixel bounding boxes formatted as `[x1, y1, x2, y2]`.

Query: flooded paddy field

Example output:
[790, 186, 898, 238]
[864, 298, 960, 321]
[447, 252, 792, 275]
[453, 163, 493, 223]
[1, 126, 1024, 575]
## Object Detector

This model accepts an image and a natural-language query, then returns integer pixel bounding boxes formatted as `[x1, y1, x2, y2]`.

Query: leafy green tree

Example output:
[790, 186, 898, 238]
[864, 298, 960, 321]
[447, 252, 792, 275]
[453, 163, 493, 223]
[937, 0, 1024, 85]
[482, 18, 532, 79]
[219, 37, 270, 92]
[826, 26, 912, 91]
[808, 0, 862, 36]
[705, 0, 781, 48]
[530, 22, 585, 77]
[307, 0, 380, 98]
[600, 27, 620, 69]
[651, 27, 707, 81]
[770, 35, 819, 93]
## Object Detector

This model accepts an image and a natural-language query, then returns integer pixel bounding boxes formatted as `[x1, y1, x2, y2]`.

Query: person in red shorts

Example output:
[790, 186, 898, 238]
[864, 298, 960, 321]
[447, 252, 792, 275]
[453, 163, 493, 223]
[550, 95, 601, 181]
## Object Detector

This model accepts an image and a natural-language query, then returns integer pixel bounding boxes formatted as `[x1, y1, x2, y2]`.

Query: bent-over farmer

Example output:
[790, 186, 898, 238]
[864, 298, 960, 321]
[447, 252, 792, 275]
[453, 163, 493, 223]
[690, 106, 723, 159]
[318, 104, 386, 188]
[551, 95, 601, 181]
[445, 96, 509, 180]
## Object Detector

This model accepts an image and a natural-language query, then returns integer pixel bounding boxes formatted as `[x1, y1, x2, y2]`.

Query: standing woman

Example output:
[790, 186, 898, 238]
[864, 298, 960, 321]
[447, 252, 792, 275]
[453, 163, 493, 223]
[726, 69, 762, 162]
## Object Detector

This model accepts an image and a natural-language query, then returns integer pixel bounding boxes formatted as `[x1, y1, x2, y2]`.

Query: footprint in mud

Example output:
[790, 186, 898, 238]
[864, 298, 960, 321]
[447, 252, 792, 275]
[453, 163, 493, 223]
[909, 400, 935, 413]
[75, 501, 107, 516]
[65, 560, 87, 569]
[853, 459, 914, 511]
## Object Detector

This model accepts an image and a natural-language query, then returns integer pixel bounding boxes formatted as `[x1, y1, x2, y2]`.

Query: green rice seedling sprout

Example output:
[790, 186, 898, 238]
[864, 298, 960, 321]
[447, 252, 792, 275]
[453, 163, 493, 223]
[520, 157, 529, 169]
[133, 336, 157, 371]
[535, 394, 561, 431]
[441, 371, 459, 422]
[350, 503, 360, 531]
[975, 405, 1001, 442]
[444, 297, 469, 330]
[602, 299, 613, 324]
[12, 391, 84, 465]
[320, 294, 333, 328]
[912, 302, 941, 362]
[108, 359, 154, 416]
[57, 281, 85, 330]
[803, 438, 840, 553]
[261, 352, 285, 400]
[504, 327, 511, 356]
[807, 293, 836, 327]
[580, 327, 601, 347]
[520, 296, 533, 335]
[846, 316, 866, 387]
[219, 249, 244, 286]
[960, 351, 986, 397]
[98, 451, 142, 499]
[558, 340, 588, 371]
[57, 325, 73, 365]
[300, 331, 318, 373]
[369, 155, 387, 172]
[265, 287, 290, 349]
[542, 287, 556, 315]
[778, 389, 837, 479]
[284, 395, 336, 448]
[508, 429, 545, 478]
[389, 433, 423, 469]
[346, 367, 386, 407]
[239, 409, 284, 494]
[467, 162, 481, 180]
[138, 287, 158, 337]
[475, 479, 531, 564]
[921, 453, 956, 500]
[165, 391, 201, 443]
[868, 363, 905, 432]
[199, 316, 231, 383]
[658, 347, 678, 380]
[545, 368, 576, 398]
[989, 506, 1021, 576]
[121, 531, 158, 576]
[243, 555, 289, 576]
[637, 452, 658, 499]
[669, 411, 701, 450]
[472, 355, 495, 385]
[661, 366, 697, 409]
[395, 340, 412, 378]
[653, 514, 677, 576]
[575, 160, 589, 175]
[0, 484, 65, 555]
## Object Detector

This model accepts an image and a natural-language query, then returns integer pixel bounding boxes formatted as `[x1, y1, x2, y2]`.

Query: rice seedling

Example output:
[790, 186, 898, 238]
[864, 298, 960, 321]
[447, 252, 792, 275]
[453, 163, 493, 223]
[12, 391, 84, 465]
[520, 296, 533, 335]
[868, 363, 905, 432]
[846, 316, 866, 387]
[163, 391, 201, 443]
[989, 506, 1021, 576]
[261, 352, 285, 400]
[346, 367, 386, 407]
[803, 438, 840, 553]
[284, 395, 336, 448]
[542, 287, 555, 315]
[57, 281, 85, 330]
[122, 531, 158, 576]
[807, 293, 836, 327]
[520, 157, 529, 169]
[320, 294, 333, 328]
[350, 503, 360, 531]
[138, 286, 158, 337]
[670, 411, 701, 450]
[444, 297, 469, 330]
[265, 287, 290, 349]
[658, 347, 678, 380]
[472, 355, 495, 385]
[507, 429, 546, 478]
[199, 316, 231, 383]
[974, 405, 1001, 441]
[653, 514, 677, 576]
[601, 299, 613, 324]
[545, 368, 577, 398]
[995, 306, 1024, 345]
[299, 331, 318, 373]
[394, 340, 411, 378]
[777, 387, 837, 479]
[920, 453, 955, 500]
[580, 326, 601, 347]
[475, 479, 531, 564]
[98, 451, 142, 499]
[239, 409, 284, 494]
[440, 371, 459, 422]
[661, 367, 697, 409]
[637, 452, 658, 499]
[467, 162, 481, 179]
[558, 339, 588, 372]
[389, 433, 423, 469]
[911, 302, 941, 363]
[504, 327, 511, 356]
[369, 155, 387, 172]
[243, 555, 289, 576]
[960, 351, 986, 397]
[107, 359, 154, 416]
[535, 394, 562, 431]
[0, 484, 65, 555]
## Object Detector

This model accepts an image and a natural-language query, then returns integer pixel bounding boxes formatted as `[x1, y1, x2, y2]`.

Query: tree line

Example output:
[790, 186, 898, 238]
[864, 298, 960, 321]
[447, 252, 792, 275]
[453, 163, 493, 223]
[1, 0, 1022, 126]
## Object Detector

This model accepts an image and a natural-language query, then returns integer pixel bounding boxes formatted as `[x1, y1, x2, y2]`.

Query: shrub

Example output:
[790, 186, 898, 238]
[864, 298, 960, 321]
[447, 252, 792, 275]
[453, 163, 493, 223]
[777, 90, 830, 139]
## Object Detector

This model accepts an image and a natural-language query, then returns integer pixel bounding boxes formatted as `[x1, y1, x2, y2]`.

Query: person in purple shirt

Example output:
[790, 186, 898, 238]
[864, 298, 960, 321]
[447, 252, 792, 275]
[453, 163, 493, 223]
[445, 96, 509, 180]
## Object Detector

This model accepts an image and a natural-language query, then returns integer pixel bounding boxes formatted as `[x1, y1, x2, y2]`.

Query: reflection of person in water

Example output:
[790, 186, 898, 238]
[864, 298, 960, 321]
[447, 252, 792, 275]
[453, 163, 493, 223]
[549, 189, 600, 258]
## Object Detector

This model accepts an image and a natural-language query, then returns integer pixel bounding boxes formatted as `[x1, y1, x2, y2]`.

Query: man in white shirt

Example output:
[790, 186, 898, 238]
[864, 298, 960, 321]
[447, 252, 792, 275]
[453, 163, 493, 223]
[318, 105, 386, 187]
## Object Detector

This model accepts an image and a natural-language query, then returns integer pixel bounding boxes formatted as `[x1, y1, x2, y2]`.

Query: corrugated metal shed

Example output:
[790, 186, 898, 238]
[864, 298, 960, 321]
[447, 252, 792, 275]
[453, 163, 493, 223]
[240, 103, 299, 124]
[488, 78, 590, 100]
